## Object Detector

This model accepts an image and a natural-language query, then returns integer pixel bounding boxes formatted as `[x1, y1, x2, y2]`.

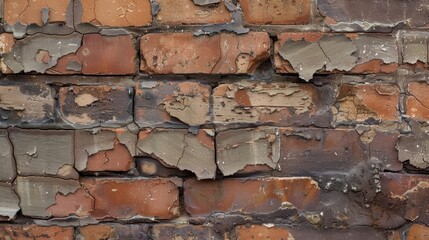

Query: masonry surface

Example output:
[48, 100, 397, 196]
[0, 0, 429, 239]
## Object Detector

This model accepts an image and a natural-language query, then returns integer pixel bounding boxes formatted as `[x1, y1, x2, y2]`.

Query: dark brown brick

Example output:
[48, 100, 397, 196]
[152, 224, 223, 240]
[0, 183, 20, 221]
[0, 225, 74, 240]
[76, 223, 150, 240]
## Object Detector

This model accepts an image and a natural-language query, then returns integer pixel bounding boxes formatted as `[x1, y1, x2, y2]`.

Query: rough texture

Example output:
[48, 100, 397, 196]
[76, 224, 150, 240]
[407, 82, 429, 121]
[0, 225, 74, 240]
[153, 224, 223, 240]
[0, 130, 15, 182]
[0, 183, 20, 220]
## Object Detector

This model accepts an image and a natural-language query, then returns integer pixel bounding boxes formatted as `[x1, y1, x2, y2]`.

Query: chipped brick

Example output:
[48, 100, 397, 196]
[134, 81, 211, 128]
[137, 158, 193, 178]
[140, 32, 270, 74]
[406, 82, 429, 121]
[275, 33, 398, 80]
[397, 121, 429, 169]
[335, 84, 400, 124]
[137, 129, 216, 180]
[78, 0, 152, 27]
[156, 0, 231, 25]
[0, 130, 16, 182]
[0, 183, 20, 221]
[0, 225, 74, 240]
[184, 177, 320, 216]
[58, 86, 133, 128]
[81, 178, 179, 220]
[153, 224, 223, 240]
[213, 81, 335, 129]
[9, 128, 76, 178]
[239, 0, 311, 25]
[76, 223, 150, 240]
[15, 176, 93, 218]
[75, 129, 136, 172]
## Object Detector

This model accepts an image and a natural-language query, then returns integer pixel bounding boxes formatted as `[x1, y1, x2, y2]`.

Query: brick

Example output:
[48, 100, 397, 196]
[134, 81, 211, 128]
[0, 225, 74, 240]
[184, 177, 320, 216]
[274, 33, 398, 81]
[401, 32, 429, 65]
[152, 224, 223, 240]
[239, 0, 311, 25]
[335, 84, 400, 124]
[0, 130, 15, 182]
[0, 183, 20, 221]
[78, 0, 152, 27]
[15, 176, 93, 218]
[137, 158, 193, 178]
[156, 0, 231, 25]
[81, 178, 180, 220]
[140, 32, 270, 74]
[50, 34, 137, 75]
[0, 84, 55, 127]
[213, 81, 335, 129]
[137, 129, 216, 179]
[75, 129, 136, 172]
[235, 225, 294, 239]
[406, 82, 429, 121]
[76, 224, 150, 240]
[0, 33, 15, 73]
[406, 224, 429, 240]
[318, 0, 429, 31]
[58, 85, 133, 128]
[9, 129, 77, 179]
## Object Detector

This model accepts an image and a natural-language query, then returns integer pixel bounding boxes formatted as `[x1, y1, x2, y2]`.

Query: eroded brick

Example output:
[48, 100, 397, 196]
[0, 130, 15, 182]
[152, 224, 223, 240]
[156, 0, 231, 25]
[81, 178, 179, 220]
[0, 183, 20, 221]
[0, 84, 55, 127]
[78, 0, 152, 27]
[134, 81, 211, 128]
[335, 84, 400, 124]
[406, 82, 429, 121]
[9, 129, 77, 178]
[239, 0, 311, 25]
[76, 223, 150, 240]
[75, 128, 136, 172]
[15, 176, 94, 218]
[0, 225, 74, 240]
[184, 177, 320, 216]
[275, 33, 398, 81]
[58, 85, 133, 128]
[213, 81, 335, 129]
[140, 32, 270, 74]
[137, 129, 216, 180]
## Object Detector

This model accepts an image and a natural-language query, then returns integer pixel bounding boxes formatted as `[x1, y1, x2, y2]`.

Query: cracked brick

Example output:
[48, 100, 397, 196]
[406, 82, 429, 121]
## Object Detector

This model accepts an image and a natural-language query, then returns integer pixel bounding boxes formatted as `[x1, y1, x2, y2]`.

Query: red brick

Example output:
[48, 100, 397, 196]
[152, 224, 223, 240]
[407, 224, 429, 240]
[156, 0, 231, 25]
[81, 178, 180, 220]
[78, 0, 152, 27]
[406, 82, 429, 121]
[184, 177, 320, 216]
[239, 0, 311, 25]
[235, 225, 292, 239]
[77, 224, 150, 240]
[0, 225, 74, 240]
[140, 32, 270, 74]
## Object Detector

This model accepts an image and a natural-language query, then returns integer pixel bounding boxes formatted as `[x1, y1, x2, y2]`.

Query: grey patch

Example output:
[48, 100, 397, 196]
[140, 81, 159, 89]
[100, 28, 130, 36]
[4, 22, 27, 39]
[402, 32, 429, 64]
[353, 35, 398, 64]
[34, 216, 99, 227]
[279, 35, 357, 81]
[3, 32, 82, 73]
[193, 0, 220, 6]
[117, 131, 138, 157]
[75, 23, 101, 34]
[397, 120, 429, 169]
[194, 0, 249, 36]
[0, 130, 15, 183]
[19, 85, 43, 96]
[188, 126, 200, 135]
[151, 0, 160, 16]
[66, 61, 82, 72]
[65, 0, 74, 27]
[0, 183, 20, 220]
[74, 0, 83, 26]
[41, 8, 49, 25]
[126, 122, 140, 134]
[26, 23, 75, 35]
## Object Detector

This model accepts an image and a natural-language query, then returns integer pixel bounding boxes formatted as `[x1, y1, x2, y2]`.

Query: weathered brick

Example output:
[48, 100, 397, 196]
[397, 122, 429, 170]
[58, 85, 133, 128]
[213, 81, 335, 129]
[184, 177, 320, 216]
[401, 32, 429, 65]
[275, 33, 398, 81]
[239, 0, 311, 25]
[0, 84, 55, 127]
[152, 224, 223, 240]
[335, 84, 400, 124]
[75, 128, 136, 172]
[318, 0, 429, 31]
[0, 225, 74, 240]
[406, 224, 429, 240]
[134, 81, 211, 128]
[15, 176, 94, 218]
[137, 158, 193, 178]
[78, 0, 152, 27]
[81, 178, 179, 220]
[137, 129, 216, 179]
[406, 82, 429, 121]
[0, 183, 20, 221]
[140, 32, 270, 74]
[9, 129, 77, 178]
[76, 224, 150, 240]
[0, 33, 15, 73]
[0, 130, 15, 182]
[155, 0, 231, 25]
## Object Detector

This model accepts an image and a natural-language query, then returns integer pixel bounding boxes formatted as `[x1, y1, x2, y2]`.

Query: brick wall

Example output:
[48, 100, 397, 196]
[0, 0, 429, 239]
